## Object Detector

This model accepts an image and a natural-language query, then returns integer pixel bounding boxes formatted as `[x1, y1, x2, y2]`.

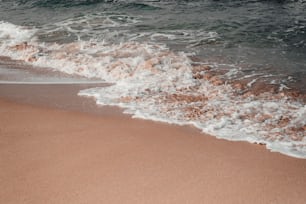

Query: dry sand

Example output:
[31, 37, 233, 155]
[1, 85, 306, 204]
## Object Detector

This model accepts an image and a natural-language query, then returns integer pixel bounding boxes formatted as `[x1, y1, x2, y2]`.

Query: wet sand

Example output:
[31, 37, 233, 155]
[1, 84, 306, 204]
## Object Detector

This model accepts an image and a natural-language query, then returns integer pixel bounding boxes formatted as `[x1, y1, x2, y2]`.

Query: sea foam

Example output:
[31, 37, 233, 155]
[0, 21, 305, 159]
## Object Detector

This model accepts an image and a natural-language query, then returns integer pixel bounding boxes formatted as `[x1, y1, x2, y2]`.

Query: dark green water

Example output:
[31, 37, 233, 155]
[1, 0, 305, 91]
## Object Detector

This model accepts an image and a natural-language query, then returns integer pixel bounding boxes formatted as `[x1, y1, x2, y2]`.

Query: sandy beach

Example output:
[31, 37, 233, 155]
[1, 84, 306, 204]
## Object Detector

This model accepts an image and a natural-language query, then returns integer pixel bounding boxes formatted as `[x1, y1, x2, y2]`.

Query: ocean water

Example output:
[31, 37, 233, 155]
[0, 0, 305, 158]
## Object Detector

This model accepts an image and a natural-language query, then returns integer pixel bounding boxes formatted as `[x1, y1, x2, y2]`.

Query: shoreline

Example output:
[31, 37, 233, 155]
[1, 84, 306, 203]
[0, 83, 124, 117]
[1, 55, 305, 159]
[2, 83, 305, 159]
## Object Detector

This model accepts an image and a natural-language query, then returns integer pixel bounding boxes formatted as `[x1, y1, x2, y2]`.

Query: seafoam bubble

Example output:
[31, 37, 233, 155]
[0, 21, 37, 45]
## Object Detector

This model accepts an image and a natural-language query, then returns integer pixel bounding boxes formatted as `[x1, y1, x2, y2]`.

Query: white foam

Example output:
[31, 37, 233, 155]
[0, 21, 305, 159]
[0, 21, 36, 45]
